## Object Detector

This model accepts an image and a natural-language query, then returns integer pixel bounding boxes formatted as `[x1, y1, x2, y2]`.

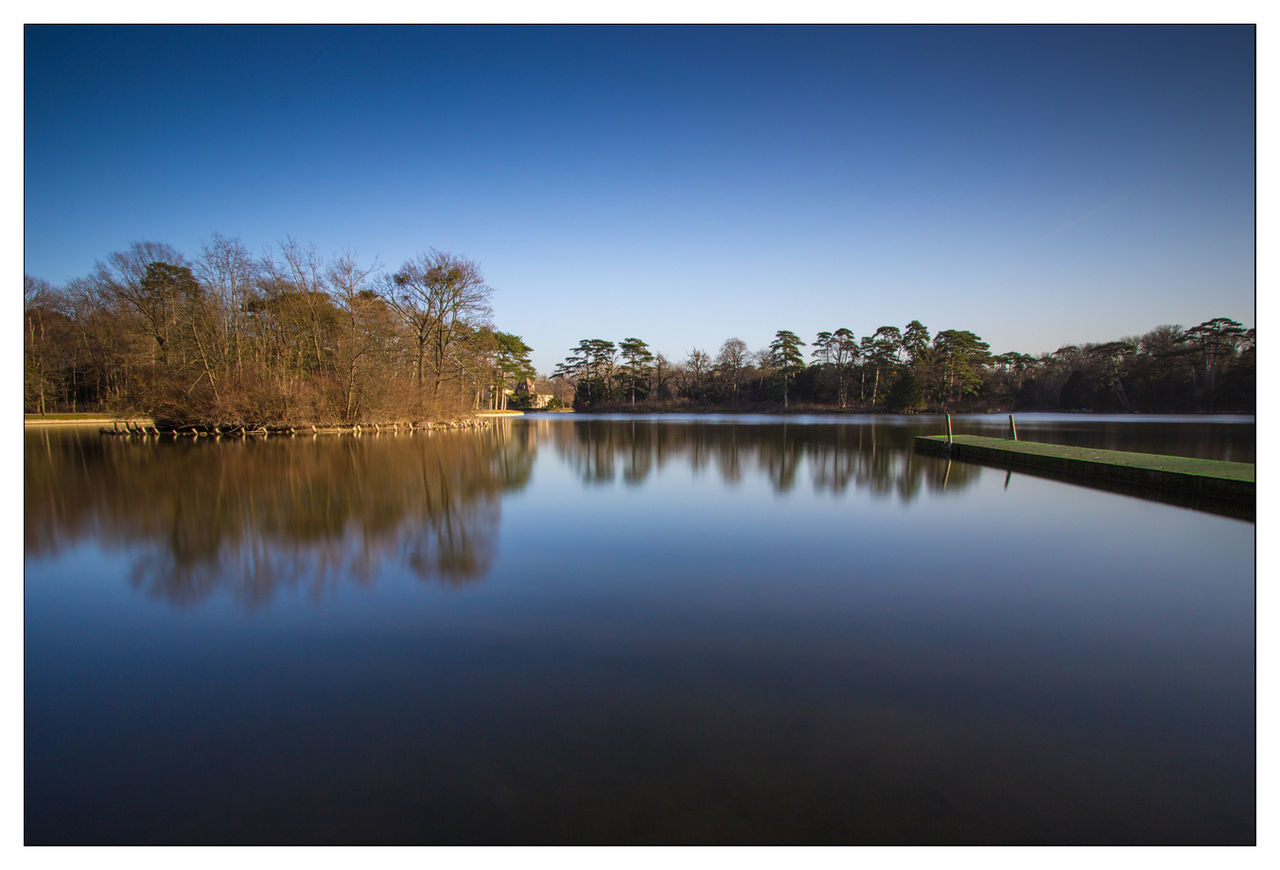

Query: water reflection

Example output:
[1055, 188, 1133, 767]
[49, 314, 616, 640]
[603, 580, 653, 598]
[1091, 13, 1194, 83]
[24, 427, 535, 605]
[546, 418, 980, 498]
[24, 416, 1255, 844]
[24, 414, 1254, 608]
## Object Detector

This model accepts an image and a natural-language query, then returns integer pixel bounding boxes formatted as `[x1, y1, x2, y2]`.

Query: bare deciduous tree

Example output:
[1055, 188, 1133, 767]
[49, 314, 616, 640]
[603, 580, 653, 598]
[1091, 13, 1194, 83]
[328, 250, 386, 422]
[716, 337, 749, 405]
[383, 250, 493, 407]
[91, 241, 188, 363]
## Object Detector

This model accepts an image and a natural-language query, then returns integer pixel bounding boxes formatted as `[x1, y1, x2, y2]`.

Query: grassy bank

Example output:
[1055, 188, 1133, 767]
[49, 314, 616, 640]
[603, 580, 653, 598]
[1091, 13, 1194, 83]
[915, 434, 1253, 507]
[917, 434, 1253, 480]
[25, 413, 153, 427]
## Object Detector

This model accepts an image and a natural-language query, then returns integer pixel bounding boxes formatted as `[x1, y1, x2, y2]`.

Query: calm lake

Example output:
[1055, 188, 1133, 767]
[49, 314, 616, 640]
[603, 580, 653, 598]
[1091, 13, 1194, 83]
[24, 413, 1255, 844]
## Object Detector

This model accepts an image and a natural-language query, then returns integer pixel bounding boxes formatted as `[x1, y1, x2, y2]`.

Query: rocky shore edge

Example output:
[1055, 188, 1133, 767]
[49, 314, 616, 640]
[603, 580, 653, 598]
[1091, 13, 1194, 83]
[99, 418, 498, 438]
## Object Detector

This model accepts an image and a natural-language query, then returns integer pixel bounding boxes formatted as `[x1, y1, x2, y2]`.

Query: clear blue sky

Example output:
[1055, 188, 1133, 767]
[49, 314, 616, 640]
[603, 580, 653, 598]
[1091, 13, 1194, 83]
[24, 24, 1255, 375]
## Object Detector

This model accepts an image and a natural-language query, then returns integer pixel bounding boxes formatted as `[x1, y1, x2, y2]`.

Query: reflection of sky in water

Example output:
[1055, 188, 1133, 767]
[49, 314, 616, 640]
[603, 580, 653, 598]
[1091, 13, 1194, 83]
[25, 419, 1254, 844]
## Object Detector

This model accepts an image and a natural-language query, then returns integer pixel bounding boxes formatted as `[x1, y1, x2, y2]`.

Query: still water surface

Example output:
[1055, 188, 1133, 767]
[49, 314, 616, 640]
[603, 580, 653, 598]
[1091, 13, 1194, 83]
[25, 414, 1255, 844]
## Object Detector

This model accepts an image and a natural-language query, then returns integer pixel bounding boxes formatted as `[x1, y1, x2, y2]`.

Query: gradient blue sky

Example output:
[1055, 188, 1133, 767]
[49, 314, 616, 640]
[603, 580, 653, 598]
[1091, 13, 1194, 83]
[24, 24, 1255, 375]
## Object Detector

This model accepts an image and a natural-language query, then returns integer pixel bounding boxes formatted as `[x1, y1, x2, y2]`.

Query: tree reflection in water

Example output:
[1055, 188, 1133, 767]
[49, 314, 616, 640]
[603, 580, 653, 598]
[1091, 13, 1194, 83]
[25, 426, 535, 606]
[25, 416, 1253, 611]
[548, 418, 978, 497]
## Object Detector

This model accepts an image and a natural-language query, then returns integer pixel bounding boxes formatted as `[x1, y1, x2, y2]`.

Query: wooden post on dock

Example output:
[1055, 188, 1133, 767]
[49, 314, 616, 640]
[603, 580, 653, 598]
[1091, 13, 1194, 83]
[1009, 414, 1018, 441]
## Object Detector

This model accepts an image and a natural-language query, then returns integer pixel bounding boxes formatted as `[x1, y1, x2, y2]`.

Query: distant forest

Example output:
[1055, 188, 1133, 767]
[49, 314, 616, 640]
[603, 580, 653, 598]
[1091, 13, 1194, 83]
[24, 237, 1254, 424]
[24, 238, 536, 426]
[553, 317, 1254, 415]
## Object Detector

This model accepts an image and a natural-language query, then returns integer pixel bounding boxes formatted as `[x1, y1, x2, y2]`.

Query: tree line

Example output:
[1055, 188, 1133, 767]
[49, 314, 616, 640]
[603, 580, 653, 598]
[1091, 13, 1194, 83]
[24, 237, 536, 426]
[553, 317, 1254, 414]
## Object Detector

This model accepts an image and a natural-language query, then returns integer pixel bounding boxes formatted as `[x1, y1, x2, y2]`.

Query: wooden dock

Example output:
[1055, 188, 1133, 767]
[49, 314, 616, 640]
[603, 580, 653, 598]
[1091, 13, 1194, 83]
[914, 434, 1254, 505]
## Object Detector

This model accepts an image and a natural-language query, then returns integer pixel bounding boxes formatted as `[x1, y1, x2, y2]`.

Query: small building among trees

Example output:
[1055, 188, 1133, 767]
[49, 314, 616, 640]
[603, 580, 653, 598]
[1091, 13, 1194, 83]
[513, 378, 554, 409]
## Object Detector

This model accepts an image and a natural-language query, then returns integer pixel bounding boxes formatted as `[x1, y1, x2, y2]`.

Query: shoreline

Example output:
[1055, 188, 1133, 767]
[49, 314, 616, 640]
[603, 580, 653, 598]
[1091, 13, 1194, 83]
[25, 415, 154, 427]
[25, 413, 507, 435]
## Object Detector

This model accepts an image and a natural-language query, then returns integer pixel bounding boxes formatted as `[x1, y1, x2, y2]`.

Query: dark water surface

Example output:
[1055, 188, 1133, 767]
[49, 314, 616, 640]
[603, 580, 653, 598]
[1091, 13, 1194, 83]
[24, 414, 1255, 844]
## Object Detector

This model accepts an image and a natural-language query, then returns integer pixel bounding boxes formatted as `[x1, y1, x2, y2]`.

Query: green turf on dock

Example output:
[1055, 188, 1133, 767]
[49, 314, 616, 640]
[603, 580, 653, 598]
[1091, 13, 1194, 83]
[917, 435, 1253, 480]
[914, 434, 1253, 504]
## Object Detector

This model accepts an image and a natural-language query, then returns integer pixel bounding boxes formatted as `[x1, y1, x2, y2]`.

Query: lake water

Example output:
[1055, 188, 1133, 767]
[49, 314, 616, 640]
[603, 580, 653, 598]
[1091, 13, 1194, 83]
[24, 413, 1255, 844]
